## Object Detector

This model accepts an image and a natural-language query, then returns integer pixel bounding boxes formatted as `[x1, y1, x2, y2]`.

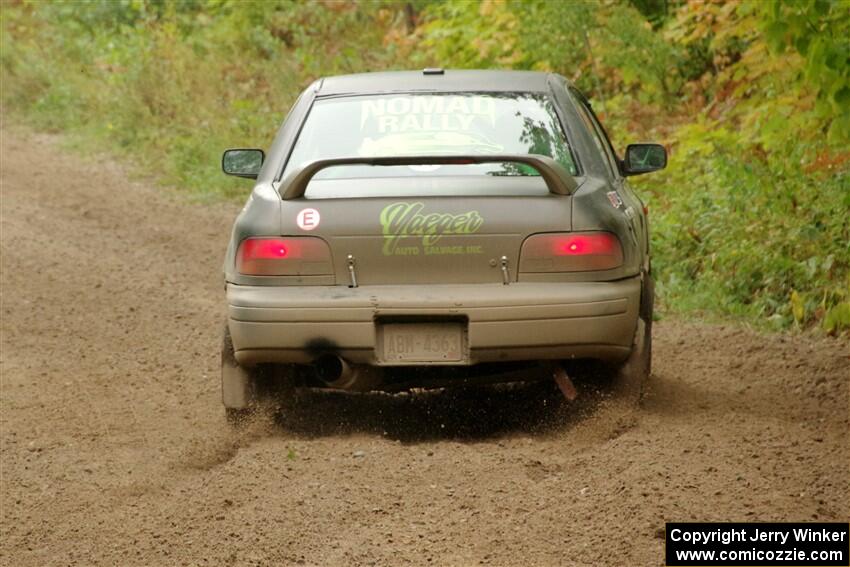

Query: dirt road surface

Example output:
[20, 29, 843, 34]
[1, 126, 848, 566]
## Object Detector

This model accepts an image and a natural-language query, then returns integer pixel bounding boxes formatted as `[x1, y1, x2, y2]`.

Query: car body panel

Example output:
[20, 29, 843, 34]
[282, 193, 574, 285]
[317, 70, 554, 96]
[227, 277, 639, 366]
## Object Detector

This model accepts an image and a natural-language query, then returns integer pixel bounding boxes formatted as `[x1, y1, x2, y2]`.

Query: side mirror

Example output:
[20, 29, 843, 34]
[222, 148, 264, 179]
[622, 143, 667, 176]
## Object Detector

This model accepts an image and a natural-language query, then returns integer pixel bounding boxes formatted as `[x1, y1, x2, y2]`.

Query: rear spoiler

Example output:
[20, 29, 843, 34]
[277, 154, 578, 199]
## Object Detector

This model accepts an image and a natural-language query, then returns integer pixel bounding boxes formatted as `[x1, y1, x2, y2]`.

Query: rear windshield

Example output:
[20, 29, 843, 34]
[283, 92, 577, 196]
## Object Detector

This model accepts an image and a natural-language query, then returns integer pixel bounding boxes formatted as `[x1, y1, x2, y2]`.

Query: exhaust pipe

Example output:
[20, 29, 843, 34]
[550, 362, 578, 401]
[313, 355, 383, 391]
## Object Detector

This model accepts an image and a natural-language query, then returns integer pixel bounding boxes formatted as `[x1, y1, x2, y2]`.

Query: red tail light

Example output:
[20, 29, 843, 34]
[519, 232, 623, 272]
[237, 237, 332, 276]
[555, 233, 619, 256]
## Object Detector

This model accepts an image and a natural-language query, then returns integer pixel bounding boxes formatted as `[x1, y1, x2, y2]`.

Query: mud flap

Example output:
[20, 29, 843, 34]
[613, 318, 648, 402]
[221, 327, 254, 410]
[640, 273, 655, 323]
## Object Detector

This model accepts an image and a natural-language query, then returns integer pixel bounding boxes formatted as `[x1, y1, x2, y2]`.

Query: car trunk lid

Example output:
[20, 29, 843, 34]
[279, 186, 572, 285]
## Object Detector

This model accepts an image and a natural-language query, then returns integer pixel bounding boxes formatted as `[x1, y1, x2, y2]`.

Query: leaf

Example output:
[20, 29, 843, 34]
[813, 0, 831, 17]
[763, 21, 787, 52]
[832, 85, 850, 107]
[793, 34, 810, 56]
[790, 289, 805, 323]
[827, 114, 850, 145]
[823, 302, 850, 334]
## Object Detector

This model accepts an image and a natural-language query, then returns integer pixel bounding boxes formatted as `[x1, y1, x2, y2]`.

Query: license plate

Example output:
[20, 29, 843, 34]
[379, 322, 466, 363]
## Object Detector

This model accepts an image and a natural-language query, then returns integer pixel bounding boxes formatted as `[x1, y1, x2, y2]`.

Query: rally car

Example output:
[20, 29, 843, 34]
[220, 69, 666, 420]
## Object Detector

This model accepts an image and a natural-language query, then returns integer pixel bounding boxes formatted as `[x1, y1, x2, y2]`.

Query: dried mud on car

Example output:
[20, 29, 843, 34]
[1, 127, 848, 567]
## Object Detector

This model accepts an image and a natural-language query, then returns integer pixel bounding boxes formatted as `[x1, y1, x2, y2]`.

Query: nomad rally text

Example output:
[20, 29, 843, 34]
[670, 527, 848, 546]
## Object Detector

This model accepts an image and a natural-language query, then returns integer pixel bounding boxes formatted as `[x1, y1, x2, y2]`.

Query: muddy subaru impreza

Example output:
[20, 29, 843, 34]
[220, 69, 666, 420]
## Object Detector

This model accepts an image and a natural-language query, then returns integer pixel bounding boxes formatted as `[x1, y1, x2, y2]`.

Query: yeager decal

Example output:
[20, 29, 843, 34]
[380, 202, 484, 256]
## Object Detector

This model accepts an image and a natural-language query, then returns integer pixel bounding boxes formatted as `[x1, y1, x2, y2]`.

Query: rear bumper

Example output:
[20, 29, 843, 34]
[227, 277, 641, 366]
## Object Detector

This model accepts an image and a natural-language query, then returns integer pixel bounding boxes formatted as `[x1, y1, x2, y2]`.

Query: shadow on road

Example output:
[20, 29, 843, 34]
[269, 372, 616, 443]
[179, 367, 629, 472]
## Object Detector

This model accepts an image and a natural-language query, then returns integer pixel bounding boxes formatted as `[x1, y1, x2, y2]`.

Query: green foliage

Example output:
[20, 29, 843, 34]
[823, 298, 850, 335]
[633, 118, 849, 332]
[1, 0, 402, 198]
[416, 0, 524, 67]
[760, 0, 850, 144]
[1, 0, 847, 334]
[417, 0, 683, 105]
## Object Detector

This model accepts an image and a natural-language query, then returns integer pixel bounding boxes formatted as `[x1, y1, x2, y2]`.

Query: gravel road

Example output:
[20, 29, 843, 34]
[1, 127, 847, 566]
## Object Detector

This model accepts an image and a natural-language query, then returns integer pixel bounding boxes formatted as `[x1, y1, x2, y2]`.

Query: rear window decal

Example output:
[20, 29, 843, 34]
[360, 96, 497, 133]
[284, 93, 579, 183]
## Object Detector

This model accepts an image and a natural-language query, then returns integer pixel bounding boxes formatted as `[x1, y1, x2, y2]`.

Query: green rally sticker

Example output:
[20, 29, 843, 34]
[379, 202, 484, 256]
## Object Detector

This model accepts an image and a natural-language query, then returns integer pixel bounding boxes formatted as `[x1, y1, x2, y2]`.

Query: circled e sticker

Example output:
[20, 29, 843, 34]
[296, 208, 320, 231]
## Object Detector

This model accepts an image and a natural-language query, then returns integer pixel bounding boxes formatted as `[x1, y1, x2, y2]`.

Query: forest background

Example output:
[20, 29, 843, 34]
[1, 0, 848, 332]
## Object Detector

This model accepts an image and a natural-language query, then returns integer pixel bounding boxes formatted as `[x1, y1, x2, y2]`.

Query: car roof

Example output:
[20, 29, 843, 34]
[315, 69, 555, 96]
